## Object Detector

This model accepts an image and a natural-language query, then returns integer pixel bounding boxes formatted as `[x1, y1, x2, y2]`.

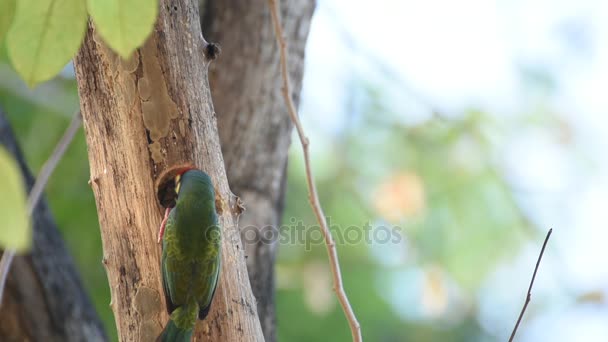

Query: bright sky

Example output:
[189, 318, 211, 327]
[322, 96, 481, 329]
[300, 0, 608, 340]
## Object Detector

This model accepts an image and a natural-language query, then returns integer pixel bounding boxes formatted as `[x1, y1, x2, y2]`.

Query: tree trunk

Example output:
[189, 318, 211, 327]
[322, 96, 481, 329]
[202, 2, 315, 340]
[73, 0, 264, 341]
[0, 110, 107, 342]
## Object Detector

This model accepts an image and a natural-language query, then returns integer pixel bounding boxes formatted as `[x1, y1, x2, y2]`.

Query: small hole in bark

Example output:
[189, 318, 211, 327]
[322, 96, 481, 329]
[204, 42, 221, 60]
[145, 130, 153, 144]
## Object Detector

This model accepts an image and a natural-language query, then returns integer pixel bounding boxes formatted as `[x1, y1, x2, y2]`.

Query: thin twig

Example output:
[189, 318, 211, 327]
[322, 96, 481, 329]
[266, 1, 362, 341]
[508, 228, 553, 342]
[0, 250, 14, 307]
[0, 111, 82, 306]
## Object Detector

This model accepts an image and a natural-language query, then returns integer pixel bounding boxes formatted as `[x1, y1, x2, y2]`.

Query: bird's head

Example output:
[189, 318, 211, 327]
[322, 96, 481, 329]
[174, 168, 215, 205]
[173, 165, 196, 196]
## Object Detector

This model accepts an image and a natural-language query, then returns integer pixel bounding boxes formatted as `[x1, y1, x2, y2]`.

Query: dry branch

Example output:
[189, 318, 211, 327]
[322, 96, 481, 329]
[508, 228, 553, 342]
[266, 0, 362, 341]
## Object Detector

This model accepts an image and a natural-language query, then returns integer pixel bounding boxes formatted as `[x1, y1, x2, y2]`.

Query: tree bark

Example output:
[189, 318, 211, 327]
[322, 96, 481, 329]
[73, 1, 264, 341]
[201, 2, 315, 340]
[0, 110, 107, 342]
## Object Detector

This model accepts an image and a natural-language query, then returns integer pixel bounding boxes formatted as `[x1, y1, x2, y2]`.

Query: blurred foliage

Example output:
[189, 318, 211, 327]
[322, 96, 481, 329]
[277, 111, 527, 341]
[275, 81, 552, 341]
[0, 0, 15, 45]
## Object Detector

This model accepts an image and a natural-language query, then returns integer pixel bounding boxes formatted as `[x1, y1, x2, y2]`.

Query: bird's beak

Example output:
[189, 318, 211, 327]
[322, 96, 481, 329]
[175, 174, 182, 195]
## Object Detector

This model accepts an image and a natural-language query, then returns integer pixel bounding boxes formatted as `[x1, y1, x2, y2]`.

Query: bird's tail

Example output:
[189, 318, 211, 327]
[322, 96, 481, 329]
[158, 302, 198, 342]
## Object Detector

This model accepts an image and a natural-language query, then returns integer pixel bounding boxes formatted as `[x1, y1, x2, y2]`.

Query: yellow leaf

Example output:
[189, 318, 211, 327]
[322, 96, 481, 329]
[6, 0, 87, 87]
[0, 147, 31, 252]
[0, 0, 16, 44]
[88, 0, 158, 59]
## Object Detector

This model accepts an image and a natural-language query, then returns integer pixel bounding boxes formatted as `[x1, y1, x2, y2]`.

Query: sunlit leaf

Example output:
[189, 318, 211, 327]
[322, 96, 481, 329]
[373, 171, 426, 222]
[420, 265, 448, 318]
[87, 0, 158, 59]
[0, 0, 16, 44]
[0, 147, 31, 252]
[6, 0, 87, 87]
[302, 262, 334, 315]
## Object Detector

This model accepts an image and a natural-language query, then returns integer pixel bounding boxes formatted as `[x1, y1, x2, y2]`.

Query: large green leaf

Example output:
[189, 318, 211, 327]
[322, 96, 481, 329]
[6, 0, 87, 87]
[88, 0, 158, 59]
[0, 0, 16, 44]
[0, 147, 31, 252]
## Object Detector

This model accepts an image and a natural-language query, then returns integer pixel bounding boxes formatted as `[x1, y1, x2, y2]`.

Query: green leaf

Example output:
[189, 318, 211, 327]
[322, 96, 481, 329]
[6, 0, 87, 87]
[0, 147, 31, 252]
[0, 0, 16, 44]
[87, 0, 158, 59]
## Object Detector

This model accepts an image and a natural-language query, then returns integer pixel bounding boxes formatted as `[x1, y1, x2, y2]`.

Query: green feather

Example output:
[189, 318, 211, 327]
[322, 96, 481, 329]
[159, 170, 221, 342]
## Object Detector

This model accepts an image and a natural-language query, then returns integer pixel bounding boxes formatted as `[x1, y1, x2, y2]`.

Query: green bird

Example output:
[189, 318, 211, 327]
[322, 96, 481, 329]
[157, 168, 222, 342]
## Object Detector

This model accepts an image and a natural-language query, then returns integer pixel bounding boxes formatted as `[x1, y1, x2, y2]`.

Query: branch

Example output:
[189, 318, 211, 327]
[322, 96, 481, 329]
[0, 111, 82, 306]
[508, 228, 553, 342]
[266, 1, 362, 341]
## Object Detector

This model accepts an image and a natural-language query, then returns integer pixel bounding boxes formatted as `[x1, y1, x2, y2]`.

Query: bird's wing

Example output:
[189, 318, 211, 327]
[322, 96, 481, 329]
[161, 208, 180, 313]
[197, 218, 221, 320]
[197, 256, 220, 320]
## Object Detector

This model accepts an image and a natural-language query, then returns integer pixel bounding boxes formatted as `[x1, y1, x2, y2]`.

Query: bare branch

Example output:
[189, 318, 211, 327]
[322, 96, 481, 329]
[0, 111, 82, 306]
[508, 228, 553, 342]
[266, 1, 362, 341]
[0, 252, 14, 308]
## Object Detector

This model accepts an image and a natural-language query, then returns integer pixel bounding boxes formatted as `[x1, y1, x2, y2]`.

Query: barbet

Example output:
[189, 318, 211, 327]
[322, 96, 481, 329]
[157, 169, 221, 342]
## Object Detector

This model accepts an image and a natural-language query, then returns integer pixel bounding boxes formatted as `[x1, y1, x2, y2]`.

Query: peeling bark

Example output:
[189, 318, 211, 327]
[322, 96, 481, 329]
[73, 0, 264, 341]
[202, 1, 315, 340]
[0, 109, 107, 342]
